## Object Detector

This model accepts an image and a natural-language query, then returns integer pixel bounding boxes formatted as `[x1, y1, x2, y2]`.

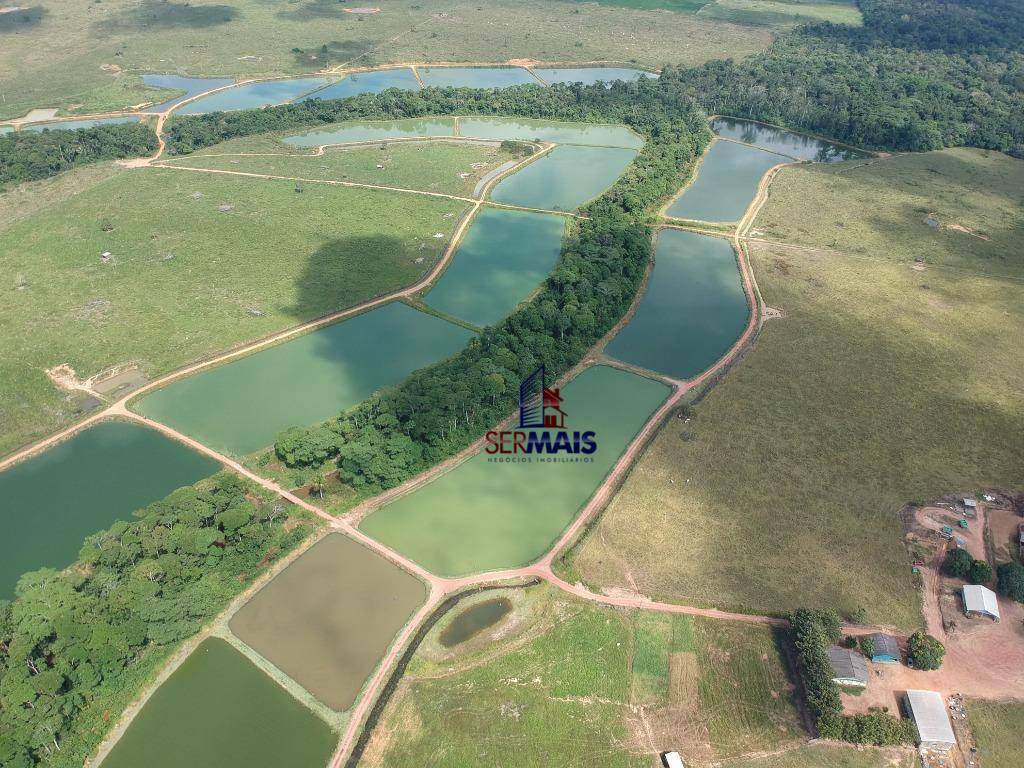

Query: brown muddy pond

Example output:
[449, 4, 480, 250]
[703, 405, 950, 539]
[229, 533, 426, 711]
[440, 597, 513, 647]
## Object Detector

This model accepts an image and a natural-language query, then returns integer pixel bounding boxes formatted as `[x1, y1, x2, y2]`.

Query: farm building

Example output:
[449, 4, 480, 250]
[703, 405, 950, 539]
[963, 497, 978, 515]
[962, 584, 1001, 621]
[867, 633, 900, 663]
[827, 645, 869, 687]
[661, 752, 685, 768]
[904, 689, 956, 752]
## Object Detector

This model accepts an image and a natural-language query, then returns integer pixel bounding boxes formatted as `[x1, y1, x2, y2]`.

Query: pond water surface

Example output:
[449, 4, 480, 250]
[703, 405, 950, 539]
[664, 139, 787, 222]
[143, 74, 235, 111]
[440, 597, 513, 647]
[101, 637, 336, 768]
[489, 144, 637, 211]
[176, 77, 332, 115]
[283, 117, 456, 146]
[135, 302, 473, 456]
[712, 117, 866, 162]
[298, 68, 421, 101]
[605, 229, 750, 380]
[230, 533, 426, 711]
[360, 365, 669, 576]
[458, 116, 642, 148]
[424, 207, 564, 327]
[418, 66, 540, 88]
[0, 421, 218, 599]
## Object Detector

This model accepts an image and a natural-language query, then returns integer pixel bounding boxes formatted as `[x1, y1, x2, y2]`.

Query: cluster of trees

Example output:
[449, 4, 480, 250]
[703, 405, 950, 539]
[997, 561, 1024, 602]
[0, 123, 158, 188]
[0, 474, 312, 768]
[790, 609, 917, 746]
[159, 79, 713, 488]
[907, 629, 945, 670]
[944, 548, 994, 583]
[675, 0, 1024, 153]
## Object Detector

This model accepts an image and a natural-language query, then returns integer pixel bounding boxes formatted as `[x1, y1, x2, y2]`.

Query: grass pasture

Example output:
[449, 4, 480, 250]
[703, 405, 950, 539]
[0, 1, 774, 120]
[162, 139, 518, 197]
[566, 149, 1024, 628]
[967, 700, 1024, 768]
[698, 0, 863, 27]
[362, 585, 811, 767]
[0, 166, 466, 455]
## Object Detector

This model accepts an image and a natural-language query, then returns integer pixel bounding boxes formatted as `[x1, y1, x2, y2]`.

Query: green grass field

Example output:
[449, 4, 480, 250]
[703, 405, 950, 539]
[362, 585, 812, 767]
[698, 0, 862, 27]
[724, 745, 916, 768]
[162, 139, 517, 197]
[0, 165, 467, 455]
[0, 0, 776, 120]
[967, 700, 1024, 768]
[565, 149, 1024, 628]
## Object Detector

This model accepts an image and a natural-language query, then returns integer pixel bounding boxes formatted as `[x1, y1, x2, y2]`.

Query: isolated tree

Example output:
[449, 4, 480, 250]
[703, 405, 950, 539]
[943, 548, 973, 578]
[908, 631, 945, 670]
[310, 471, 326, 500]
[997, 561, 1024, 602]
[858, 636, 875, 659]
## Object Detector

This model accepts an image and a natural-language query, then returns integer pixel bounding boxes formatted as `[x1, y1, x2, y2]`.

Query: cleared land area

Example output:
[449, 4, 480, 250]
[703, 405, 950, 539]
[162, 140, 518, 197]
[967, 700, 1024, 768]
[752, 149, 1024, 278]
[362, 584, 833, 767]
[698, 0, 863, 27]
[229, 533, 427, 712]
[101, 637, 336, 768]
[0, 0, 774, 120]
[567, 150, 1024, 628]
[0, 166, 466, 456]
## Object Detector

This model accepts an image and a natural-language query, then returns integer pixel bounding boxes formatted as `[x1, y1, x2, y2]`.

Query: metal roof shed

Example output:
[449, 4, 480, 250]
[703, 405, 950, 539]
[868, 633, 900, 663]
[827, 646, 869, 686]
[904, 689, 956, 751]
[963, 584, 1001, 621]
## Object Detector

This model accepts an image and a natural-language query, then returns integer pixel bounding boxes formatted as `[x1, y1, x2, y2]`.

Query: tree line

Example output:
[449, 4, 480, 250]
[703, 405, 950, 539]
[0, 474, 314, 768]
[0, 123, 158, 188]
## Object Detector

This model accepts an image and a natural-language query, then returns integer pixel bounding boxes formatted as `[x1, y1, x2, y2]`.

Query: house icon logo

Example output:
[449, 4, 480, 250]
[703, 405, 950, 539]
[518, 365, 567, 429]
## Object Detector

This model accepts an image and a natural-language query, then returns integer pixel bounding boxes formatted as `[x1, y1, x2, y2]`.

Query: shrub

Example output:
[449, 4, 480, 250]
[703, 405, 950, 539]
[997, 561, 1024, 602]
[943, 548, 973, 578]
[907, 630, 945, 670]
[969, 559, 993, 584]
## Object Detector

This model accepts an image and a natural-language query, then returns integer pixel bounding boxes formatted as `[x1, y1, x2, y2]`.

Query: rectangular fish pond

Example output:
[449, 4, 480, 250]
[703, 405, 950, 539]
[417, 66, 541, 88]
[175, 77, 332, 115]
[489, 144, 638, 212]
[604, 229, 750, 381]
[100, 637, 336, 768]
[229, 533, 427, 711]
[664, 138, 788, 223]
[359, 365, 670, 576]
[0, 421, 218, 599]
[711, 117, 867, 163]
[424, 207, 565, 327]
[283, 117, 457, 147]
[458, 116, 643, 149]
[134, 302, 474, 456]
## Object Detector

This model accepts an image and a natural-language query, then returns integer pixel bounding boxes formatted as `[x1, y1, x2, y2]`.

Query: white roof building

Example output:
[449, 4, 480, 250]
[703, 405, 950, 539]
[661, 753, 685, 768]
[904, 689, 956, 751]
[963, 584, 1001, 621]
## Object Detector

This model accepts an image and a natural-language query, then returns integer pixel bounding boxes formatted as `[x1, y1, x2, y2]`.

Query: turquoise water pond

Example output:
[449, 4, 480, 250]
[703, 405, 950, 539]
[143, 74, 235, 111]
[418, 66, 540, 88]
[490, 144, 637, 211]
[605, 229, 750, 380]
[458, 116, 642, 148]
[424, 207, 565, 327]
[712, 117, 866, 162]
[135, 303, 474, 456]
[299, 68, 421, 101]
[283, 117, 456, 146]
[176, 77, 332, 115]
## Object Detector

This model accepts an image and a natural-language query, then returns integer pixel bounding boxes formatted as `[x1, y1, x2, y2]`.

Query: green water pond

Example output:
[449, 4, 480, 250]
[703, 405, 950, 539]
[101, 637, 336, 768]
[360, 365, 669, 576]
[176, 77, 332, 115]
[605, 229, 750, 380]
[458, 116, 642, 148]
[665, 139, 787, 222]
[418, 66, 540, 88]
[0, 421, 218, 599]
[283, 117, 456, 146]
[424, 207, 564, 327]
[135, 302, 473, 456]
[490, 144, 637, 211]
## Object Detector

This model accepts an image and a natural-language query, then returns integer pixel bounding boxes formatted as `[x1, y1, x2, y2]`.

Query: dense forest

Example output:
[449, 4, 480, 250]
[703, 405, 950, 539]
[0, 474, 314, 768]
[680, 0, 1024, 152]
[0, 123, 158, 188]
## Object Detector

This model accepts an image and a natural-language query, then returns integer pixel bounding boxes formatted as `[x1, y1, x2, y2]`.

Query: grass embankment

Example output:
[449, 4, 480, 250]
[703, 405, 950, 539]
[0, 166, 467, 455]
[162, 139, 519, 197]
[565, 148, 1024, 628]
[0, 0, 772, 120]
[967, 700, 1024, 768]
[362, 585, 808, 767]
